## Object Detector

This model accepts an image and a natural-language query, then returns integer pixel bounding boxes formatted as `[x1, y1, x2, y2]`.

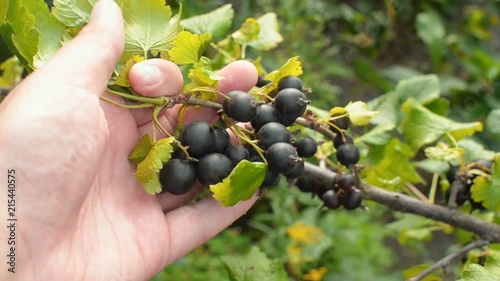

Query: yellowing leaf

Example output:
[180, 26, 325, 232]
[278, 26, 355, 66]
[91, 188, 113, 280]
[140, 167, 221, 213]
[134, 137, 175, 195]
[232, 17, 260, 44]
[401, 98, 483, 149]
[264, 56, 303, 85]
[128, 134, 153, 164]
[248, 12, 283, 51]
[185, 56, 224, 94]
[471, 154, 500, 211]
[329, 106, 348, 117]
[168, 31, 212, 65]
[344, 101, 379, 126]
[121, 0, 182, 61]
[0, 56, 23, 86]
[115, 55, 145, 87]
[210, 160, 266, 207]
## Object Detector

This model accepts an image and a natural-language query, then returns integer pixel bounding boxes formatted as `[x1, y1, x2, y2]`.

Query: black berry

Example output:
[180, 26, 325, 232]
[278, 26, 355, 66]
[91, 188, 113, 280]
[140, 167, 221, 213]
[257, 122, 291, 149]
[294, 136, 317, 158]
[266, 142, 301, 174]
[336, 143, 360, 167]
[180, 121, 216, 158]
[159, 159, 196, 195]
[195, 153, 233, 186]
[277, 75, 303, 91]
[274, 88, 309, 120]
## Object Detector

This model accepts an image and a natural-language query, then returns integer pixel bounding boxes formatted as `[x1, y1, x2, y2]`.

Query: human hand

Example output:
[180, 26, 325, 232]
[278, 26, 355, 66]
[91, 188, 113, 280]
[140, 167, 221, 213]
[0, 1, 258, 280]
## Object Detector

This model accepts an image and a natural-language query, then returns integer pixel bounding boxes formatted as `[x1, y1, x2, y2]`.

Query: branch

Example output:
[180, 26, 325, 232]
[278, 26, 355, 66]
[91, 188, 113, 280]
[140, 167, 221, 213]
[407, 239, 489, 281]
[303, 162, 500, 243]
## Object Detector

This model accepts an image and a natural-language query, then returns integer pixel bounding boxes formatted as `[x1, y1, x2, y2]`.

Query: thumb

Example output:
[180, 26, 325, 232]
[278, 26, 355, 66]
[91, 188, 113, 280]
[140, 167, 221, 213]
[34, 0, 124, 95]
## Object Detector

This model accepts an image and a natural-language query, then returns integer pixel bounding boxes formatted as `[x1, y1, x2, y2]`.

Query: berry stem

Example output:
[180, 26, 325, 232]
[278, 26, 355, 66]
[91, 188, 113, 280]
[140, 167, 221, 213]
[100, 96, 155, 109]
[106, 86, 166, 106]
[210, 42, 236, 62]
[222, 115, 267, 164]
[428, 172, 439, 204]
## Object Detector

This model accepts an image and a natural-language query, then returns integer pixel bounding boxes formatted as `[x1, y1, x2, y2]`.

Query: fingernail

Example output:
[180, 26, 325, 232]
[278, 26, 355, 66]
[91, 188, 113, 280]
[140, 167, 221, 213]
[135, 64, 164, 86]
[90, 0, 114, 23]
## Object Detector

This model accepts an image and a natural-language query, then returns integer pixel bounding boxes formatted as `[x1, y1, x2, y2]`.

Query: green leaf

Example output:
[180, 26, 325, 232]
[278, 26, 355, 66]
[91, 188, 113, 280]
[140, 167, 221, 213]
[344, 101, 379, 126]
[356, 123, 394, 146]
[128, 134, 153, 164]
[352, 58, 394, 92]
[134, 137, 174, 195]
[248, 13, 283, 51]
[365, 138, 422, 191]
[416, 11, 444, 71]
[264, 56, 302, 85]
[424, 97, 450, 116]
[458, 250, 500, 281]
[1, 0, 65, 70]
[52, 0, 95, 27]
[232, 17, 260, 44]
[458, 139, 495, 163]
[403, 264, 442, 281]
[114, 55, 145, 87]
[220, 246, 287, 281]
[0, 0, 7, 23]
[369, 91, 400, 126]
[401, 98, 483, 150]
[486, 109, 500, 138]
[210, 160, 266, 207]
[471, 154, 500, 211]
[180, 4, 234, 38]
[396, 74, 440, 105]
[416, 158, 449, 174]
[0, 56, 23, 86]
[121, 0, 181, 61]
[168, 31, 213, 65]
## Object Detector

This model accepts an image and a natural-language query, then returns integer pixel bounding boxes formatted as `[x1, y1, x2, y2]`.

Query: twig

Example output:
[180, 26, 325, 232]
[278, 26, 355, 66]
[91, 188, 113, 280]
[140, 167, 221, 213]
[407, 239, 489, 281]
[404, 182, 430, 203]
[303, 162, 500, 243]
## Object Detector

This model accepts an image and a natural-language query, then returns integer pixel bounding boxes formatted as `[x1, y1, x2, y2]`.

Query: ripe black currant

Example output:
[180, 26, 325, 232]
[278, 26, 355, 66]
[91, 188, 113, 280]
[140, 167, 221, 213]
[256, 76, 271, 87]
[294, 136, 317, 158]
[213, 126, 231, 153]
[257, 122, 291, 149]
[296, 177, 315, 193]
[329, 114, 350, 134]
[336, 143, 360, 167]
[195, 153, 233, 186]
[322, 190, 341, 209]
[224, 145, 250, 166]
[337, 173, 355, 191]
[226, 92, 258, 122]
[159, 159, 196, 195]
[222, 90, 243, 113]
[277, 75, 303, 92]
[333, 133, 354, 149]
[274, 88, 309, 120]
[251, 104, 281, 131]
[180, 121, 216, 158]
[341, 191, 363, 210]
[266, 142, 301, 174]
[250, 156, 280, 188]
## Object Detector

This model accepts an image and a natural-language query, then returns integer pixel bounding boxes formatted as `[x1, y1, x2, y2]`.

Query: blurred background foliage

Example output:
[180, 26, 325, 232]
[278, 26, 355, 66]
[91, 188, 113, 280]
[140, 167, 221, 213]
[2, 0, 500, 280]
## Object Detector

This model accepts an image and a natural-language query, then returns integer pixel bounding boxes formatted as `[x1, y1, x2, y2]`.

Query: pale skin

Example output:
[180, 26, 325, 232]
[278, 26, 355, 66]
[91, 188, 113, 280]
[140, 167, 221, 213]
[0, 1, 258, 280]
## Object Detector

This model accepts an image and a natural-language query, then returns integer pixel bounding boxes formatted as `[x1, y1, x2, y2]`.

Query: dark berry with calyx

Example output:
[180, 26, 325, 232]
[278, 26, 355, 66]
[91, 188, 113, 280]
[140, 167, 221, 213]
[159, 159, 196, 195]
[257, 122, 291, 149]
[341, 191, 363, 210]
[180, 121, 216, 158]
[329, 115, 350, 134]
[213, 126, 231, 153]
[472, 159, 493, 171]
[195, 153, 233, 186]
[266, 142, 301, 174]
[277, 75, 303, 92]
[256, 76, 272, 87]
[224, 145, 250, 166]
[337, 173, 355, 191]
[294, 136, 317, 158]
[251, 104, 281, 131]
[284, 160, 305, 179]
[333, 133, 354, 149]
[226, 92, 258, 122]
[322, 190, 341, 209]
[336, 143, 360, 167]
[251, 156, 281, 188]
[274, 88, 309, 120]
[222, 90, 242, 113]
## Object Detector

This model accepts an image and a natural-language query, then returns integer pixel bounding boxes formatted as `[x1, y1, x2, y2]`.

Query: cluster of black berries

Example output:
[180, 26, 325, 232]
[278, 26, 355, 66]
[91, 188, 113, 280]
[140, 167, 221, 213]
[445, 159, 493, 210]
[159, 75, 318, 195]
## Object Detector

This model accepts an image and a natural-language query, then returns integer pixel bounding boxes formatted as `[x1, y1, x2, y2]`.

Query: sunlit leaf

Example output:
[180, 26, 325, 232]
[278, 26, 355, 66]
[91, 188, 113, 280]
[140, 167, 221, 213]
[52, 0, 95, 27]
[248, 13, 283, 51]
[458, 250, 500, 281]
[168, 31, 212, 65]
[210, 160, 266, 207]
[344, 101, 379, 126]
[396, 74, 440, 105]
[128, 134, 153, 164]
[232, 17, 260, 44]
[401, 98, 483, 150]
[0, 56, 23, 86]
[264, 56, 303, 85]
